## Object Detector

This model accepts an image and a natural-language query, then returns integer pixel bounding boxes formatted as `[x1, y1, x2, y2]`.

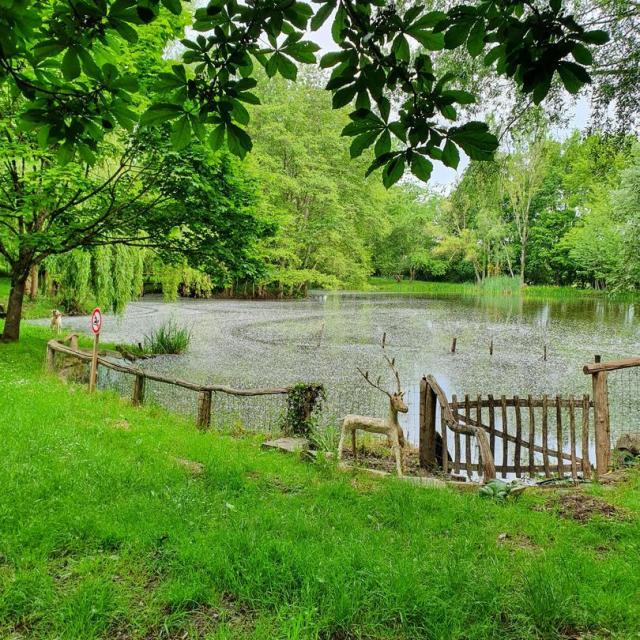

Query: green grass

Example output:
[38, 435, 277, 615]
[1, 326, 640, 639]
[369, 276, 640, 302]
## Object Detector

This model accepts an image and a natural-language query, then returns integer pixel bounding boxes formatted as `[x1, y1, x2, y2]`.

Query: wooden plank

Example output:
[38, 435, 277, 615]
[465, 395, 472, 477]
[583, 356, 640, 374]
[488, 394, 496, 457]
[452, 411, 583, 466]
[439, 397, 593, 409]
[500, 395, 508, 479]
[421, 378, 437, 468]
[569, 395, 578, 480]
[514, 395, 522, 478]
[582, 394, 592, 480]
[528, 395, 535, 477]
[441, 410, 449, 474]
[542, 395, 551, 477]
[556, 395, 564, 477]
[452, 394, 460, 473]
[592, 370, 611, 476]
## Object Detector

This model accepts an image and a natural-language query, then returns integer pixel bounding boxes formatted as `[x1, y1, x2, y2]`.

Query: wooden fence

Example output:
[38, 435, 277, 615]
[421, 380, 594, 480]
[420, 354, 640, 480]
[46, 337, 293, 430]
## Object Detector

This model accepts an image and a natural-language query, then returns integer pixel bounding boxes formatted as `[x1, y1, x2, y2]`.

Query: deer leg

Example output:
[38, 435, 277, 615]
[397, 424, 406, 448]
[390, 428, 403, 477]
[351, 429, 357, 460]
[337, 424, 346, 462]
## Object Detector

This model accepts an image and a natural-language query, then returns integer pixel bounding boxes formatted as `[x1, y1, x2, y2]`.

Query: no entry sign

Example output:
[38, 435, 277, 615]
[91, 307, 102, 335]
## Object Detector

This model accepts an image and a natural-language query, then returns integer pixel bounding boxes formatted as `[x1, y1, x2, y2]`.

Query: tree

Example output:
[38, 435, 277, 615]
[0, 14, 268, 341]
[501, 129, 551, 283]
[1, 0, 609, 185]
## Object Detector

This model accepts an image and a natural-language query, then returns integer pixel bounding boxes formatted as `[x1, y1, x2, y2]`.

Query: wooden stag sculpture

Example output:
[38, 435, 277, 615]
[338, 335, 408, 476]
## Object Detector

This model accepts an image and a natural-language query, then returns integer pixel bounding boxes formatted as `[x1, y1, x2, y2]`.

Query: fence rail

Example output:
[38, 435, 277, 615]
[46, 337, 294, 430]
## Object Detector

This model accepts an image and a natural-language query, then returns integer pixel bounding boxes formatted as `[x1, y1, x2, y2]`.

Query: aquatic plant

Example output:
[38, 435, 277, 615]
[143, 320, 191, 355]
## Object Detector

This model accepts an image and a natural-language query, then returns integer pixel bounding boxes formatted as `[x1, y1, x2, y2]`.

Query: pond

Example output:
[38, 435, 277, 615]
[52, 291, 640, 445]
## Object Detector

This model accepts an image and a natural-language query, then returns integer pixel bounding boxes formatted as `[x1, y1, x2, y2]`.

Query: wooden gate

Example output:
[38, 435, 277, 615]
[420, 376, 595, 480]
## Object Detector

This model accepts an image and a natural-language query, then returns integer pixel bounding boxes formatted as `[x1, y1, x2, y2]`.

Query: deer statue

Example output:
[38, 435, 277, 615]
[338, 334, 408, 476]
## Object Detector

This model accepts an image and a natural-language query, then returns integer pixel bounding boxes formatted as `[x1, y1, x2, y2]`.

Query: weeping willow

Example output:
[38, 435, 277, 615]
[45, 245, 145, 315]
[148, 259, 214, 301]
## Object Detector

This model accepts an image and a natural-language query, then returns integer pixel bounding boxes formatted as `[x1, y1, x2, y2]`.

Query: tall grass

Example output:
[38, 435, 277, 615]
[143, 319, 191, 354]
[477, 275, 522, 295]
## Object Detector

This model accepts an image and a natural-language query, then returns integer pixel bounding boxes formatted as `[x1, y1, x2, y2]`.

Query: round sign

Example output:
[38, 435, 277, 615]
[91, 307, 102, 335]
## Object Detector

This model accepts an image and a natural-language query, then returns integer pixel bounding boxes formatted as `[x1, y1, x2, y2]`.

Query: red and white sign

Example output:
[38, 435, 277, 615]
[90, 307, 102, 335]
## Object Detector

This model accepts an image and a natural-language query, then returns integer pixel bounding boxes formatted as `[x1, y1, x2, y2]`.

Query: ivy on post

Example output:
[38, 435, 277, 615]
[283, 384, 326, 437]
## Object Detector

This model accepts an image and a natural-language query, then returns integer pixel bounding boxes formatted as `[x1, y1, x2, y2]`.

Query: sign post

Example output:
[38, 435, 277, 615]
[89, 307, 102, 393]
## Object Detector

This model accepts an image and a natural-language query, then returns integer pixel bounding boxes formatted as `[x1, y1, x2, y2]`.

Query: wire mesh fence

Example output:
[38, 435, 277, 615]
[608, 367, 640, 436]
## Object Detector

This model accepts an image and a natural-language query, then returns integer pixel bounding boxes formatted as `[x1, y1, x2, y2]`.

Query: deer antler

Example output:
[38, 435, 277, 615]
[380, 332, 402, 394]
[356, 367, 392, 398]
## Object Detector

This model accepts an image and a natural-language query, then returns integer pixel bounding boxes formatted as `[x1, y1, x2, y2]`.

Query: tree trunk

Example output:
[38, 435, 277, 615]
[519, 245, 526, 284]
[2, 271, 28, 342]
[29, 264, 39, 300]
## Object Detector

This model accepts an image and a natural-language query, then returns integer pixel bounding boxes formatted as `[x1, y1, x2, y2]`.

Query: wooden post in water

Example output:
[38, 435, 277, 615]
[197, 390, 212, 430]
[451, 337, 457, 353]
[591, 355, 611, 476]
[489, 338, 494, 356]
[132, 374, 146, 407]
[419, 377, 437, 469]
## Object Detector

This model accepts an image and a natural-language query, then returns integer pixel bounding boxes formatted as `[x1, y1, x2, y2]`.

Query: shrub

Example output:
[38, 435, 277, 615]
[143, 319, 191, 355]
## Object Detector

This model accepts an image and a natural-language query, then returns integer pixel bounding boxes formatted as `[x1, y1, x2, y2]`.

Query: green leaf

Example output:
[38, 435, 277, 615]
[170, 116, 191, 150]
[349, 130, 379, 158]
[226, 123, 252, 159]
[448, 122, 497, 160]
[331, 5, 346, 43]
[466, 21, 484, 57]
[572, 42, 593, 65]
[61, 48, 81, 81]
[411, 11, 446, 29]
[557, 61, 590, 95]
[111, 18, 139, 43]
[374, 129, 391, 156]
[161, 0, 182, 15]
[383, 156, 405, 188]
[392, 34, 410, 62]
[277, 54, 298, 80]
[231, 100, 250, 125]
[410, 154, 432, 182]
[284, 41, 319, 64]
[237, 91, 260, 105]
[581, 30, 609, 45]
[332, 84, 357, 108]
[441, 90, 475, 105]
[441, 139, 460, 168]
[265, 53, 279, 78]
[208, 124, 226, 151]
[311, 2, 334, 31]
[319, 51, 346, 68]
[408, 29, 444, 51]
[444, 22, 470, 50]
[140, 103, 183, 126]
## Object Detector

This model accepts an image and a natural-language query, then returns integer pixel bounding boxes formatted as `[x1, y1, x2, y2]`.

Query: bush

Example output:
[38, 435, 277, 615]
[143, 319, 191, 355]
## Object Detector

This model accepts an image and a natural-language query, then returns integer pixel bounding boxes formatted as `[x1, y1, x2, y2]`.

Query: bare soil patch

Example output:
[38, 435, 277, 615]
[542, 493, 623, 522]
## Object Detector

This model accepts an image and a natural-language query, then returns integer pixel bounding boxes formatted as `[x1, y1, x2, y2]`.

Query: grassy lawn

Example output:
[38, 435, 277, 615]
[367, 277, 640, 302]
[1, 326, 640, 639]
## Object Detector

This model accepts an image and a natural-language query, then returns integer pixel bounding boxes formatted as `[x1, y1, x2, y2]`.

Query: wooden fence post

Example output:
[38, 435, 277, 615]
[197, 390, 212, 430]
[132, 374, 146, 407]
[419, 377, 437, 468]
[46, 342, 56, 372]
[591, 368, 611, 476]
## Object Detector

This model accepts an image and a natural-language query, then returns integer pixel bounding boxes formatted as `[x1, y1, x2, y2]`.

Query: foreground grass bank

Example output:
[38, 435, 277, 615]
[1, 327, 640, 639]
[368, 276, 640, 302]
